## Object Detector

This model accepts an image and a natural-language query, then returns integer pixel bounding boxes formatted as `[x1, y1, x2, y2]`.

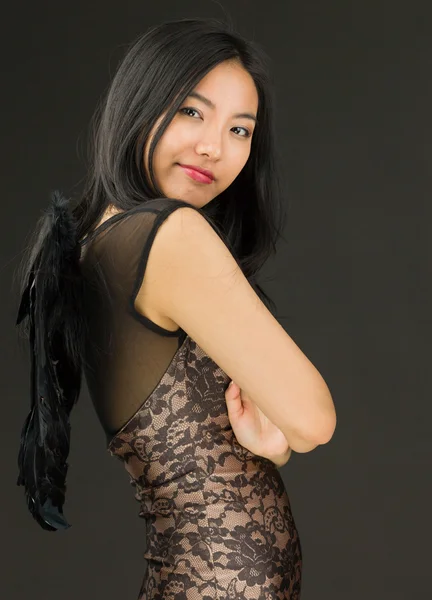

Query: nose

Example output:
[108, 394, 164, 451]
[195, 137, 221, 161]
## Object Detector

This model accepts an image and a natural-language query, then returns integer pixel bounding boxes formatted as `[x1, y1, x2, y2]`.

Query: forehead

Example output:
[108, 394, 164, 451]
[194, 61, 258, 109]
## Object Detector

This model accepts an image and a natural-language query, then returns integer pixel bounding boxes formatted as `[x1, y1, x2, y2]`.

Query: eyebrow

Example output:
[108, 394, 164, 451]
[187, 90, 258, 124]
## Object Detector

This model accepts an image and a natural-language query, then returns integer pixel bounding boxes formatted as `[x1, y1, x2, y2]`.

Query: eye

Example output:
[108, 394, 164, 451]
[231, 126, 251, 138]
[179, 107, 200, 119]
[178, 107, 252, 138]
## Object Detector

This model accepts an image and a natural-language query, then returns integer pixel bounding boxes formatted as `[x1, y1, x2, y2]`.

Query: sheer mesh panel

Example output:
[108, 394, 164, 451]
[79, 198, 189, 441]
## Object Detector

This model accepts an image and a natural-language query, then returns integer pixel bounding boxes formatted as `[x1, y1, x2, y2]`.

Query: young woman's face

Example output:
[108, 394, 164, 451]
[143, 60, 259, 207]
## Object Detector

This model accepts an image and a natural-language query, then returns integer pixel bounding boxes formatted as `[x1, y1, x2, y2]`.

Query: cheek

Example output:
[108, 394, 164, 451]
[230, 151, 250, 175]
[154, 125, 187, 162]
[151, 143, 176, 177]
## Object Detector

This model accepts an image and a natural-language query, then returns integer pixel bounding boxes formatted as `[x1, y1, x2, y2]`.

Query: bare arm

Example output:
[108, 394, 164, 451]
[272, 437, 322, 469]
[136, 206, 337, 446]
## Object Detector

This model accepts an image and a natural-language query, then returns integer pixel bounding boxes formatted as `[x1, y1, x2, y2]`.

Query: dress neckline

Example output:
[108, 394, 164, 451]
[79, 200, 173, 247]
[80, 210, 127, 247]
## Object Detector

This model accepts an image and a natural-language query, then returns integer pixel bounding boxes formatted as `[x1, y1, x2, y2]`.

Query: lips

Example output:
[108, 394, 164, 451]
[178, 164, 215, 181]
[178, 164, 215, 184]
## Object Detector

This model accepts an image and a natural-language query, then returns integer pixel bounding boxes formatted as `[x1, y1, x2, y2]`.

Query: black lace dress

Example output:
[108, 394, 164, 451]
[79, 198, 302, 599]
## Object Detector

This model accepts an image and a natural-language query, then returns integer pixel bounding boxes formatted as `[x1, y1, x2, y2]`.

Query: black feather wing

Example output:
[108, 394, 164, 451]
[16, 191, 84, 531]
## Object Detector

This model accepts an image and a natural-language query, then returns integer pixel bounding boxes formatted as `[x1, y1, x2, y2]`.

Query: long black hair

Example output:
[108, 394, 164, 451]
[15, 16, 289, 531]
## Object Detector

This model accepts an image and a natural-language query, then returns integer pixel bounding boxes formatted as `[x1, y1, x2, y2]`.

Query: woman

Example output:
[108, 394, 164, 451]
[15, 15, 336, 599]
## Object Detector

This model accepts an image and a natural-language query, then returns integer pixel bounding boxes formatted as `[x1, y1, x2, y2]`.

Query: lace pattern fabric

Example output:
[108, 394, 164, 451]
[108, 336, 302, 599]
[80, 198, 302, 598]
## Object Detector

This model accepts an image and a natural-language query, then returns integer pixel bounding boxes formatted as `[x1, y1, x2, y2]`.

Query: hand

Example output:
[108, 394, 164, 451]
[224, 381, 292, 465]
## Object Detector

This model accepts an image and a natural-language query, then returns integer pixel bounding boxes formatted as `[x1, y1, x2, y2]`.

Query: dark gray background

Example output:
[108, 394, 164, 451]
[2, 1, 430, 598]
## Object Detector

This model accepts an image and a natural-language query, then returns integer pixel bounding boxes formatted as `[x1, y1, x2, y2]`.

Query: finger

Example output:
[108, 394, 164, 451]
[225, 394, 243, 420]
[226, 381, 240, 397]
[224, 384, 243, 417]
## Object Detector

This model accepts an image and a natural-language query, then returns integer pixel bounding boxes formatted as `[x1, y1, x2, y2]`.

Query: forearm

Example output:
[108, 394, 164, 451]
[264, 430, 320, 465]
[265, 426, 320, 461]
[270, 447, 293, 468]
[284, 430, 321, 453]
[270, 437, 320, 468]
[247, 390, 328, 455]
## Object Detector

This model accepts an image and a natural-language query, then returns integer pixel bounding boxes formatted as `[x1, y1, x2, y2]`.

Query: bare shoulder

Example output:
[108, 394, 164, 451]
[135, 205, 336, 448]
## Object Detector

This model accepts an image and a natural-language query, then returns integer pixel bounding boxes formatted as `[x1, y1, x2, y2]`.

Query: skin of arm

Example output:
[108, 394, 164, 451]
[225, 380, 324, 463]
[271, 437, 321, 468]
[272, 447, 293, 468]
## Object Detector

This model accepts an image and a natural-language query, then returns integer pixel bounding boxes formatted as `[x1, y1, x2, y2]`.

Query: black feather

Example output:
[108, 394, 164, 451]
[16, 190, 85, 531]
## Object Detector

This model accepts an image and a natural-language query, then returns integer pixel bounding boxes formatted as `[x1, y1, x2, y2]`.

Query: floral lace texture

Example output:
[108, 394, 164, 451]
[108, 336, 302, 599]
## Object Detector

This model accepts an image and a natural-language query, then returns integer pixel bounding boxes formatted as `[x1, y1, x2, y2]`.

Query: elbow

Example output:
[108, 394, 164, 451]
[299, 393, 337, 447]
[314, 417, 337, 445]
[309, 407, 337, 446]
[287, 415, 336, 454]
[282, 385, 337, 453]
